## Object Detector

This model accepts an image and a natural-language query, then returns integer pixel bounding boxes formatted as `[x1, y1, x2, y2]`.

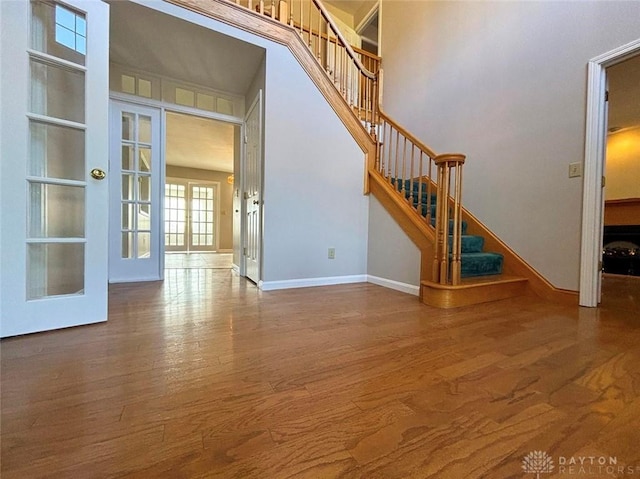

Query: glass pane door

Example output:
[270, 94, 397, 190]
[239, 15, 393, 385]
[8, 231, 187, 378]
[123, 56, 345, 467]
[0, 0, 109, 337]
[164, 181, 218, 252]
[109, 102, 161, 282]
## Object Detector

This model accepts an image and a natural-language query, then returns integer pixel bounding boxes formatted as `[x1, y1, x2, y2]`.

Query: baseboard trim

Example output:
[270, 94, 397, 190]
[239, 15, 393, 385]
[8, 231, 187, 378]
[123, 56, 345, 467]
[367, 275, 420, 296]
[260, 275, 367, 291]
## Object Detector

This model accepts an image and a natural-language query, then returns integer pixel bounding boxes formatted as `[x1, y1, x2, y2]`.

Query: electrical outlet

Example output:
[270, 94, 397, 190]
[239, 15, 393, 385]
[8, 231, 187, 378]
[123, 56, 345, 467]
[328, 248, 335, 259]
[569, 162, 582, 178]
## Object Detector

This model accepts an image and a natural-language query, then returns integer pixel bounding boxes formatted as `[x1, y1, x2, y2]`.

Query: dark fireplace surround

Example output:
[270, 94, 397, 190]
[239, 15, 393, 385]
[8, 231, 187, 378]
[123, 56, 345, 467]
[603, 225, 640, 276]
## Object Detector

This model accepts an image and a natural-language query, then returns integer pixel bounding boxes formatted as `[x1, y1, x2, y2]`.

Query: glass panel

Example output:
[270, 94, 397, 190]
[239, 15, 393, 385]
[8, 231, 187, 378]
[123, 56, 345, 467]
[122, 113, 135, 141]
[27, 243, 84, 299]
[196, 93, 214, 111]
[122, 232, 134, 259]
[138, 79, 152, 98]
[122, 174, 134, 200]
[216, 98, 234, 116]
[29, 183, 84, 238]
[122, 203, 134, 230]
[121, 145, 134, 171]
[138, 233, 150, 258]
[30, 59, 85, 123]
[29, 121, 84, 180]
[139, 147, 151, 172]
[175, 88, 194, 107]
[137, 205, 150, 230]
[30, 0, 86, 65]
[121, 75, 136, 95]
[138, 116, 151, 144]
[138, 176, 150, 202]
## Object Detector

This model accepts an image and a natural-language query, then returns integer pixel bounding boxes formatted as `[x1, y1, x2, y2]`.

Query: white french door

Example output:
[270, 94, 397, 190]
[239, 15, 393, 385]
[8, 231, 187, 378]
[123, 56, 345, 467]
[244, 91, 262, 284]
[165, 180, 220, 252]
[0, 0, 109, 337]
[108, 101, 162, 282]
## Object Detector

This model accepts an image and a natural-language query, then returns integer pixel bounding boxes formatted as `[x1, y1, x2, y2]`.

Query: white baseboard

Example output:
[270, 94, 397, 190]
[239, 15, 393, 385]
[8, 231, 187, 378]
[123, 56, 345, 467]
[367, 275, 420, 296]
[260, 275, 367, 291]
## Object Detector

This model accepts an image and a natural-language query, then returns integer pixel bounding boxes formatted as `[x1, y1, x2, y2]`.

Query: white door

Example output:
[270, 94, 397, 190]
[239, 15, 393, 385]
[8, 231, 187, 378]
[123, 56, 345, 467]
[0, 0, 109, 337]
[244, 92, 262, 284]
[165, 180, 219, 252]
[108, 101, 162, 282]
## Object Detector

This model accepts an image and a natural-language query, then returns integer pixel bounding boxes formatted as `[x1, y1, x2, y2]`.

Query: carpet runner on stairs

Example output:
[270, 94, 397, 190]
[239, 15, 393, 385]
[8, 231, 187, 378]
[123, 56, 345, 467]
[391, 178, 503, 277]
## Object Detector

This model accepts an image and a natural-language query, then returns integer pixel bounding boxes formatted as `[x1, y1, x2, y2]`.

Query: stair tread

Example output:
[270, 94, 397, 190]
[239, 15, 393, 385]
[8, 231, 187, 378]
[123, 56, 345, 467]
[421, 275, 528, 289]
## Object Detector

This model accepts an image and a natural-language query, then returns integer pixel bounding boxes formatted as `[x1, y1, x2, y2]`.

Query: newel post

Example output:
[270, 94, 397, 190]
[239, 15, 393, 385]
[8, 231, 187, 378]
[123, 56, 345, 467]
[432, 153, 466, 285]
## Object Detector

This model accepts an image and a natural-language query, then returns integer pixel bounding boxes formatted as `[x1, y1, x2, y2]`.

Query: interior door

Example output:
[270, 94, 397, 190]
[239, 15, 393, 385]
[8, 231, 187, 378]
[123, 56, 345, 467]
[0, 0, 109, 337]
[109, 101, 162, 282]
[244, 91, 262, 284]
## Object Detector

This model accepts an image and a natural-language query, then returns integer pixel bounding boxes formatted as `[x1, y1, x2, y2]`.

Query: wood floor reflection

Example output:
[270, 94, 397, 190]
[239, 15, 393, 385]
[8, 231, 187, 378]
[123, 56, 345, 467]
[2, 270, 639, 478]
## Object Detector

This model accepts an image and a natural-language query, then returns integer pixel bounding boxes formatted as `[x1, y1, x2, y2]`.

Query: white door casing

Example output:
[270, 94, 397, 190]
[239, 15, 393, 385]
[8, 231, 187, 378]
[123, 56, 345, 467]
[108, 101, 162, 283]
[0, 0, 110, 337]
[580, 38, 640, 307]
[244, 91, 262, 284]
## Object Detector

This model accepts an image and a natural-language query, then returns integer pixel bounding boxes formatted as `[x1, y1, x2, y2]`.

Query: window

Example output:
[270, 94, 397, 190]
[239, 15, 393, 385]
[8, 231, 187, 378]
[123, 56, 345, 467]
[55, 4, 86, 55]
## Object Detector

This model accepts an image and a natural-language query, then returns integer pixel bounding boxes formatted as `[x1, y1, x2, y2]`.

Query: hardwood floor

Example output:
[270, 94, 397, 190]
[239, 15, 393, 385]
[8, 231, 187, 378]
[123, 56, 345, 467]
[1, 271, 639, 478]
[165, 252, 233, 269]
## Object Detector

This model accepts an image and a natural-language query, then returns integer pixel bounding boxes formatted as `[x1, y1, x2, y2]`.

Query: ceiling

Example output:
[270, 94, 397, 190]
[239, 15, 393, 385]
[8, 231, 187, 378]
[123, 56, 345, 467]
[166, 112, 236, 172]
[109, 1, 262, 173]
[608, 54, 640, 132]
[108, 1, 265, 95]
[325, 0, 375, 18]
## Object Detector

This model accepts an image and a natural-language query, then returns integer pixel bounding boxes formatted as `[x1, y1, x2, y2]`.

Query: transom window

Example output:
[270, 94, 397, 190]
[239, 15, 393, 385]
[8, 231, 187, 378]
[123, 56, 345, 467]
[55, 4, 86, 55]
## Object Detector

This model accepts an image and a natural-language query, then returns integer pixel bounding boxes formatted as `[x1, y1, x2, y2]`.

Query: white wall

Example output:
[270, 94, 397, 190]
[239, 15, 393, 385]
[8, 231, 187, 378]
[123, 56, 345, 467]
[367, 196, 420, 293]
[380, 1, 640, 290]
[139, 0, 368, 286]
[605, 127, 640, 201]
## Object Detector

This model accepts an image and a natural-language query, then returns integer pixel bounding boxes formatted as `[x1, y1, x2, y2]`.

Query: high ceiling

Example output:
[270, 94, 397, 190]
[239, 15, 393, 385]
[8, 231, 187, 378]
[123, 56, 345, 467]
[166, 112, 236, 173]
[108, 1, 265, 95]
[108, 1, 262, 173]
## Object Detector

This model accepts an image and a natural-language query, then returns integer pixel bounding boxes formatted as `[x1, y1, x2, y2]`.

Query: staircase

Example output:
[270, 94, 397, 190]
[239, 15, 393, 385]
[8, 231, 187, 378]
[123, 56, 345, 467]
[174, 0, 537, 307]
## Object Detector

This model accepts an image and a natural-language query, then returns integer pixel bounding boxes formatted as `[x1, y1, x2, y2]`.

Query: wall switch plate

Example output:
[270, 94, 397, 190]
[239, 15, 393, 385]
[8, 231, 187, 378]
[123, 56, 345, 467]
[328, 248, 335, 259]
[569, 162, 582, 178]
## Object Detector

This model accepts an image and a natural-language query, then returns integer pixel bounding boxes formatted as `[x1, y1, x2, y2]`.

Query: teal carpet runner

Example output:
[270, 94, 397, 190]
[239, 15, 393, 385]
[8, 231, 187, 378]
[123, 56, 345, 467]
[391, 178, 503, 277]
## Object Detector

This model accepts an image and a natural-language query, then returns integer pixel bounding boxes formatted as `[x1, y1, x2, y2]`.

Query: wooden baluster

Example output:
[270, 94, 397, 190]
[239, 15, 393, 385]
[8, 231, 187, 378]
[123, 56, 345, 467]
[394, 130, 400, 185]
[317, 9, 321, 61]
[450, 155, 465, 285]
[259, 0, 264, 15]
[401, 137, 407, 197]
[270, 0, 275, 18]
[377, 119, 385, 173]
[419, 152, 425, 220]
[409, 145, 415, 211]
[308, 0, 312, 48]
[386, 124, 393, 181]
[427, 154, 433, 223]
[299, 0, 303, 37]
[247, 0, 252, 10]
[370, 76, 378, 138]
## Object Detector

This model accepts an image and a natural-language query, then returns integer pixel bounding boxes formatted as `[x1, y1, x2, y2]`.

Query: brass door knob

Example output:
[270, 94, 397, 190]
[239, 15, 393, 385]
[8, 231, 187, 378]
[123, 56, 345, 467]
[90, 168, 106, 180]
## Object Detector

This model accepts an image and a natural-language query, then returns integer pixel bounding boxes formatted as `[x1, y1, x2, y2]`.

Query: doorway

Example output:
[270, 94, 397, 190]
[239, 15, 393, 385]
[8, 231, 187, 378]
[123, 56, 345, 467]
[107, 100, 252, 282]
[164, 110, 238, 272]
[580, 38, 640, 307]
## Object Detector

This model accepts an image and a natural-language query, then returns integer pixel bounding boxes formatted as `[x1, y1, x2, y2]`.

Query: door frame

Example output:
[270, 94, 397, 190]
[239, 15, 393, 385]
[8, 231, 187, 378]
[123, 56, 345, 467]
[108, 92, 244, 280]
[580, 37, 640, 307]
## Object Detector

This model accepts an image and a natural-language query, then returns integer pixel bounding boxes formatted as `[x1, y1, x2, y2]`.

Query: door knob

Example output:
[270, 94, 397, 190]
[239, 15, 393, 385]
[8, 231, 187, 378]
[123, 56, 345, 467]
[90, 168, 106, 180]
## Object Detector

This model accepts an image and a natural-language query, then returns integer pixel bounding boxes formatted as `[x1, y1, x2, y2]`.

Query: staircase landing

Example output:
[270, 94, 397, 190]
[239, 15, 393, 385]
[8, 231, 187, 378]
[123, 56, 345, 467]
[421, 275, 528, 309]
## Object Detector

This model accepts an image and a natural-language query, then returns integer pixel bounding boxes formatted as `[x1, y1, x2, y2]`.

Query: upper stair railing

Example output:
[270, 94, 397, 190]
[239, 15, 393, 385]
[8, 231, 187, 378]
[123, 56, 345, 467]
[226, 0, 465, 285]
[230, 0, 380, 135]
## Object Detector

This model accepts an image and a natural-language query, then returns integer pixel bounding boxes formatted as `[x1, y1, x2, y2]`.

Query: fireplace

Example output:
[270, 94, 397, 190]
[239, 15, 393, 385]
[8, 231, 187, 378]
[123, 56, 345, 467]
[602, 225, 640, 276]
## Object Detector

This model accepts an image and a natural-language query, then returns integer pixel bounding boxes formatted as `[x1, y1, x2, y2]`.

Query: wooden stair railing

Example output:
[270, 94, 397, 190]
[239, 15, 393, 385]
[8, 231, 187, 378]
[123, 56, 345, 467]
[231, 0, 380, 135]
[432, 153, 465, 285]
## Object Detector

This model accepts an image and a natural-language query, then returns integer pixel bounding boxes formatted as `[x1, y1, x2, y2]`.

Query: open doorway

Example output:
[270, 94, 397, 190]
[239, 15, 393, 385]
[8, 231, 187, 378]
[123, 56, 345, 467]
[580, 38, 640, 307]
[164, 111, 239, 272]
